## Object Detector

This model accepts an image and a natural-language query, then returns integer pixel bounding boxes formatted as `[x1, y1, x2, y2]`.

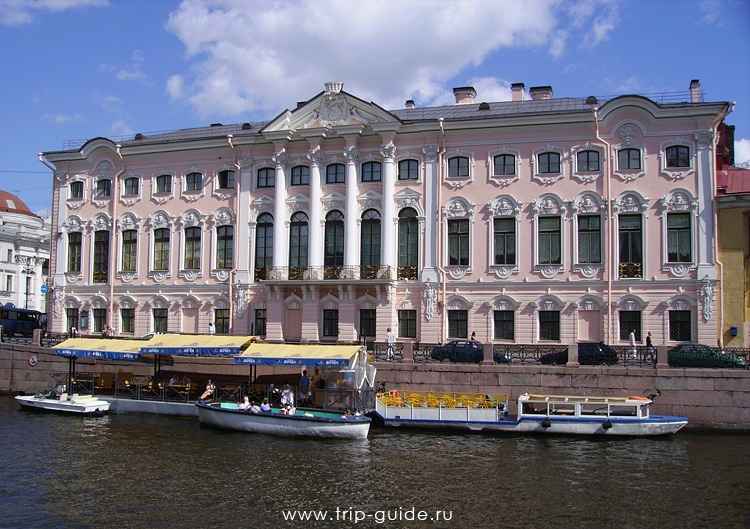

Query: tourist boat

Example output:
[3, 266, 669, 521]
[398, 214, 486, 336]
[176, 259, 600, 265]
[372, 391, 687, 436]
[195, 400, 371, 439]
[15, 391, 110, 416]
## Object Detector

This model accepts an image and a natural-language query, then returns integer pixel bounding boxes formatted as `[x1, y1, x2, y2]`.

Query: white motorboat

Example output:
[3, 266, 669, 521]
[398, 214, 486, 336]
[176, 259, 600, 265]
[373, 391, 687, 437]
[195, 400, 370, 439]
[15, 391, 110, 416]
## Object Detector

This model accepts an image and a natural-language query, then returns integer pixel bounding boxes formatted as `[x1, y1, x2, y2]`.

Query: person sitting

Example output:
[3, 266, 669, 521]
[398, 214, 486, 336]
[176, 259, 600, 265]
[260, 398, 271, 412]
[341, 408, 351, 419]
[238, 396, 250, 411]
[279, 406, 288, 415]
[168, 375, 178, 387]
[249, 400, 261, 413]
[287, 404, 296, 416]
[353, 407, 362, 416]
[200, 380, 215, 400]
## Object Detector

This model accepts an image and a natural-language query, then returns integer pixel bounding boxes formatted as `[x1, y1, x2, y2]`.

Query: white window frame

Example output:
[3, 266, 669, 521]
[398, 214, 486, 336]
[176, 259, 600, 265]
[532, 145, 565, 184]
[572, 192, 606, 277]
[487, 147, 520, 187]
[660, 188, 697, 277]
[442, 197, 475, 279]
[571, 142, 605, 183]
[531, 194, 566, 278]
[660, 138, 695, 181]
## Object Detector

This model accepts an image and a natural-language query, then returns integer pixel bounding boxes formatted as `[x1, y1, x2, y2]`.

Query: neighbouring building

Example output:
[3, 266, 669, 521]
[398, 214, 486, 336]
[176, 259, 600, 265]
[716, 120, 750, 346]
[0, 190, 50, 313]
[40, 80, 732, 348]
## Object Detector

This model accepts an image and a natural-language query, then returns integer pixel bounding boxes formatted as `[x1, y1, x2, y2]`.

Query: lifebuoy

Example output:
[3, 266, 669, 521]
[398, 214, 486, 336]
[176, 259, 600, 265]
[629, 396, 648, 401]
[391, 390, 399, 399]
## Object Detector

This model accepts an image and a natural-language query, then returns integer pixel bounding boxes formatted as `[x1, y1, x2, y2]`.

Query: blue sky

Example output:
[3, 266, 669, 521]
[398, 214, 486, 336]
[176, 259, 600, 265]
[1, 0, 749, 218]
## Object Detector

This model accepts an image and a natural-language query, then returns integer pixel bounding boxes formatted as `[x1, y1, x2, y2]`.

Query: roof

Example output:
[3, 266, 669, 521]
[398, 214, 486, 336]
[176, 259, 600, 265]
[139, 334, 257, 355]
[53, 338, 144, 361]
[717, 168, 750, 195]
[234, 343, 364, 366]
[0, 190, 38, 218]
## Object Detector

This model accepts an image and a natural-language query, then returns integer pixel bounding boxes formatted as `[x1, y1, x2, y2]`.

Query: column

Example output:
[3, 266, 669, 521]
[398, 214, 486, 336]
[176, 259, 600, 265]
[422, 145, 440, 283]
[344, 146, 360, 270]
[235, 157, 252, 284]
[308, 148, 324, 271]
[272, 151, 288, 276]
[380, 143, 397, 278]
[695, 130, 716, 280]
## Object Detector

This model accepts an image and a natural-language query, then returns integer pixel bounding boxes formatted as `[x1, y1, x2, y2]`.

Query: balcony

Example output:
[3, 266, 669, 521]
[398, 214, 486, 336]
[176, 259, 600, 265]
[619, 262, 642, 279]
[255, 265, 393, 283]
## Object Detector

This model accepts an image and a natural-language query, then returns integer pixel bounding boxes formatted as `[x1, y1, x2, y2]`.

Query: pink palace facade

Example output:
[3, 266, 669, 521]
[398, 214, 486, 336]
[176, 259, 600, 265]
[40, 80, 732, 348]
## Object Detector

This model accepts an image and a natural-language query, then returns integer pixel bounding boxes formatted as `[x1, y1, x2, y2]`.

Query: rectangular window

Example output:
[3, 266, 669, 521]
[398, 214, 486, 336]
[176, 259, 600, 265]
[218, 170, 235, 189]
[68, 232, 82, 272]
[254, 309, 267, 336]
[121, 308, 135, 334]
[448, 219, 469, 266]
[359, 309, 376, 338]
[398, 160, 418, 181]
[156, 174, 171, 194]
[539, 310, 560, 341]
[153, 308, 168, 333]
[398, 310, 417, 338]
[70, 181, 84, 199]
[538, 152, 560, 173]
[493, 154, 515, 176]
[538, 217, 561, 264]
[323, 309, 339, 337]
[666, 146, 690, 168]
[448, 156, 469, 178]
[577, 215, 601, 264]
[121, 230, 137, 272]
[186, 172, 202, 191]
[577, 150, 600, 172]
[291, 166, 309, 186]
[361, 161, 382, 182]
[619, 311, 641, 341]
[447, 310, 468, 338]
[215, 309, 229, 334]
[618, 149, 641, 170]
[326, 164, 345, 184]
[124, 177, 139, 196]
[493, 218, 516, 265]
[216, 226, 234, 269]
[153, 228, 170, 271]
[92, 308, 107, 333]
[493, 310, 514, 340]
[93, 231, 109, 283]
[257, 168, 274, 188]
[667, 213, 691, 262]
[184, 227, 201, 269]
[66, 308, 79, 333]
[669, 310, 691, 341]
[95, 179, 111, 198]
[6, 275, 12, 292]
[619, 214, 642, 277]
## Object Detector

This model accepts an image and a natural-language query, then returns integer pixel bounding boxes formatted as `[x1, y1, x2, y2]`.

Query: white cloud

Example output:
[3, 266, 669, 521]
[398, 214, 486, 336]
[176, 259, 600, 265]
[0, 0, 108, 26]
[735, 138, 750, 167]
[164, 0, 591, 118]
[43, 112, 79, 123]
[109, 119, 133, 138]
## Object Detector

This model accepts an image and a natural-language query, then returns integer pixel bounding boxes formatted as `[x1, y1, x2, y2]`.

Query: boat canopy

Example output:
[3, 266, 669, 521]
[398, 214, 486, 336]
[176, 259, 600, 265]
[53, 338, 144, 361]
[139, 334, 257, 356]
[235, 343, 377, 389]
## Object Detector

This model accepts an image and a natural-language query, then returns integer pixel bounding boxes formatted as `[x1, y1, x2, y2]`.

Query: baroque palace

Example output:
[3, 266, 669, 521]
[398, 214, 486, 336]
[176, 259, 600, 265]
[40, 80, 734, 348]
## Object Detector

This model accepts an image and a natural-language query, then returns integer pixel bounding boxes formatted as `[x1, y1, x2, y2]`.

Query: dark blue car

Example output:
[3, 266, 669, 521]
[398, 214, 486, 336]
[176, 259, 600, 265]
[431, 340, 511, 364]
[539, 342, 619, 366]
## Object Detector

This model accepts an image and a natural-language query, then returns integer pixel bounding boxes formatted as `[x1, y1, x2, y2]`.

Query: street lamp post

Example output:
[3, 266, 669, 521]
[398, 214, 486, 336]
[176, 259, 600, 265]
[15, 256, 36, 310]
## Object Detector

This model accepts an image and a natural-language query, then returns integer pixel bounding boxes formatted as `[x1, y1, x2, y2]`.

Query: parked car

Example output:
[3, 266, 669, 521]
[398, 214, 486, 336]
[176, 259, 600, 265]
[539, 342, 619, 366]
[431, 340, 511, 364]
[668, 344, 748, 369]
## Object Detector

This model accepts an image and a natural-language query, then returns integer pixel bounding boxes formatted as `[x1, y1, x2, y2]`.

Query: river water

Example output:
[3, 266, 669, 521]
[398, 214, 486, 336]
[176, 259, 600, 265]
[1, 396, 748, 529]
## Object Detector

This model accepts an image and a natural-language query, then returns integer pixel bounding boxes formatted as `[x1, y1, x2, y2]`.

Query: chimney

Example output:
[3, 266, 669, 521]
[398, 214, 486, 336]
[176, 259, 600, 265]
[690, 79, 701, 103]
[453, 86, 477, 105]
[529, 86, 553, 100]
[511, 83, 525, 102]
[405, 99, 415, 109]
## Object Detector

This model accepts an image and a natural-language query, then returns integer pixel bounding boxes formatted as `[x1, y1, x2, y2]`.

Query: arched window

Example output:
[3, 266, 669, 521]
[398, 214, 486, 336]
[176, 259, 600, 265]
[398, 208, 419, 280]
[398, 159, 419, 180]
[324, 211, 345, 278]
[538, 152, 560, 173]
[493, 154, 515, 176]
[289, 212, 309, 279]
[186, 172, 202, 191]
[576, 150, 600, 172]
[254, 213, 273, 280]
[618, 148, 641, 170]
[123, 177, 139, 196]
[326, 163, 345, 184]
[360, 209, 381, 277]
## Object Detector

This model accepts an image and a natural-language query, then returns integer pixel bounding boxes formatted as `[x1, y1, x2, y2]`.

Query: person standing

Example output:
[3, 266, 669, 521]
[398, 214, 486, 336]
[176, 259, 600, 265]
[385, 327, 395, 360]
[208, 322, 215, 335]
[470, 331, 477, 341]
[645, 331, 654, 362]
[298, 370, 310, 406]
[629, 329, 637, 359]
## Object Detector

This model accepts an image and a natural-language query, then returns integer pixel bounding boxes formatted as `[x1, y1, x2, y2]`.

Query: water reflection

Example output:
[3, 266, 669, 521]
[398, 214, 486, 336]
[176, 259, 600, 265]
[2, 397, 749, 528]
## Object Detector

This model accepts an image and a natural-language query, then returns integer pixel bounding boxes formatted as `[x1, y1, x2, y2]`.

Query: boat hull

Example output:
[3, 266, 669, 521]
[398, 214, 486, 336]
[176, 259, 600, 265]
[195, 401, 370, 439]
[15, 394, 110, 415]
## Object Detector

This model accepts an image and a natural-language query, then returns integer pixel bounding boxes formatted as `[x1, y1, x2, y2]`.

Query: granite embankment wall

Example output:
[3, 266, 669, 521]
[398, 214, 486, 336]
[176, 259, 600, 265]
[2, 343, 749, 431]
